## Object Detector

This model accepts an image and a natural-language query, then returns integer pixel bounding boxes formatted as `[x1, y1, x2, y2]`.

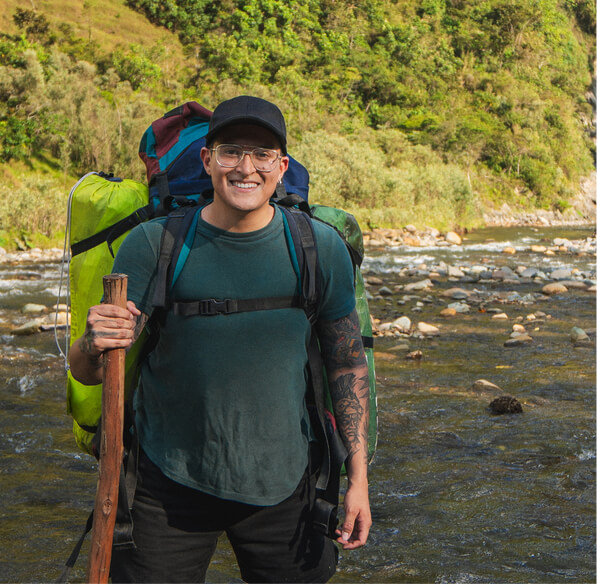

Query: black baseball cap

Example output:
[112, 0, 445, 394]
[206, 96, 287, 154]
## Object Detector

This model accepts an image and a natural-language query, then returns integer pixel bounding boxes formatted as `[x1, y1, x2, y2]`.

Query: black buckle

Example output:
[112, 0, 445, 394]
[199, 299, 234, 316]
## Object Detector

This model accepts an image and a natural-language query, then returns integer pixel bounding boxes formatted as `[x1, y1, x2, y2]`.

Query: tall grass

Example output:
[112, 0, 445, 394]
[0, 174, 66, 248]
[292, 128, 481, 230]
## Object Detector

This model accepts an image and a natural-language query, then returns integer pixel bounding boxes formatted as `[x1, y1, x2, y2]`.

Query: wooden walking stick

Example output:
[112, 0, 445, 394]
[87, 274, 128, 584]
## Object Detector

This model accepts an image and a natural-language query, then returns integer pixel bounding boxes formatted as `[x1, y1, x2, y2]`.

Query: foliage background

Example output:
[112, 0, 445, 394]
[0, 0, 594, 247]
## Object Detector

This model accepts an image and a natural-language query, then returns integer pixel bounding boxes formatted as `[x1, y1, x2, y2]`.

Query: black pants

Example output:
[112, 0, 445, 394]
[110, 448, 337, 583]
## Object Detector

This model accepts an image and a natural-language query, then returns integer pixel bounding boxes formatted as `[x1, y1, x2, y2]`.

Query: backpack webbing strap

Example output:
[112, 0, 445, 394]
[272, 190, 311, 215]
[56, 510, 93, 583]
[278, 207, 319, 322]
[307, 331, 348, 538]
[70, 204, 155, 258]
[363, 335, 374, 349]
[172, 296, 301, 317]
[152, 205, 201, 308]
[56, 429, 138, 583]
[279, 207, 347, 537]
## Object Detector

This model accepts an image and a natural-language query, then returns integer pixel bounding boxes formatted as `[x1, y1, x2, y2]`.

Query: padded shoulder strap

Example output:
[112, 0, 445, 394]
[152, 204, 202, 308]
[278, 206, 319, 323]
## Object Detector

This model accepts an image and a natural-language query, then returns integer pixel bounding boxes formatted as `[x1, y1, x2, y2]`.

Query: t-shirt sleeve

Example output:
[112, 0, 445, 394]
[313, 221, 356, 321]
[111, 220, 164, 316]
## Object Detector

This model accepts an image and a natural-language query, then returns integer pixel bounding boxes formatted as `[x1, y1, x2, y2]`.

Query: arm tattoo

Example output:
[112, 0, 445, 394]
[81, 330, 103, 369]
[316, 309, 367, 371]
[331, 372, 370, 460]
[317, 309, 369, 463]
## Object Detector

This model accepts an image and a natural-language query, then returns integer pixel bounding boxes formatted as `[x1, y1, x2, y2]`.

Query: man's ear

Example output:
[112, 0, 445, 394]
[200, 146, 212, 175]
[278, 155, 289, 180]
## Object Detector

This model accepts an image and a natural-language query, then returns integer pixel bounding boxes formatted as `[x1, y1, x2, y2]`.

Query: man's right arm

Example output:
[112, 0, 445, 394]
[69, 301, 146, 386]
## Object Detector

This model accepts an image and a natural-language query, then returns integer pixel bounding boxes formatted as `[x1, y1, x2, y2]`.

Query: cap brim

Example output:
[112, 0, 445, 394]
[206, 117, 287, 154]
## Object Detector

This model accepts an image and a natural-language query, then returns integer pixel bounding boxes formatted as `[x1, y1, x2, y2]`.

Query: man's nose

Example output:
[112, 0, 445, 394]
[236, 151, 256, 173]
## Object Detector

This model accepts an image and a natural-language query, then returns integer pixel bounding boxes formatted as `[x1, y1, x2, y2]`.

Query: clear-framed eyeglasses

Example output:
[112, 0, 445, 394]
[211, 144, 282, 172]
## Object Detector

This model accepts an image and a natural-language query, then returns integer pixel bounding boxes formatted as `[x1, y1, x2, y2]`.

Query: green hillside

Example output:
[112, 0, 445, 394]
[0, 0, 594, 248]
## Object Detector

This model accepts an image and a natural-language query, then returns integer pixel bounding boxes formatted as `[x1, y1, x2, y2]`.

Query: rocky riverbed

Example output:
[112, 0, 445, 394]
[363, 230, 595, 338]
[1, 227, 595, 340]
[0, 225, 595, 583]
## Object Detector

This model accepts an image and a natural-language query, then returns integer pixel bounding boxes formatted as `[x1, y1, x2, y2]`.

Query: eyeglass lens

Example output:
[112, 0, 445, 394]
[214, 145, 279, 171]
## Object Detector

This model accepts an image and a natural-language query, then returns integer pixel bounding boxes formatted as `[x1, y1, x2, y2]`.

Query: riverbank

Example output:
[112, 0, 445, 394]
[1, 173, 595, 258]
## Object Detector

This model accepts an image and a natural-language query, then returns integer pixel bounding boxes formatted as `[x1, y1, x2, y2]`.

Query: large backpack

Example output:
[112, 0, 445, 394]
[61, 101, 377, 460]
[58, 102, 377, 547]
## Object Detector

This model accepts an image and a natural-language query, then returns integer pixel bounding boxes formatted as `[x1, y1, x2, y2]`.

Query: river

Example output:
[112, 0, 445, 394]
[0, 225, 595, 583]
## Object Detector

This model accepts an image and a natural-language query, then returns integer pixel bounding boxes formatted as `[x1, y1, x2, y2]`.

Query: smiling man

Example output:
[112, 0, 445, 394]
[69, 96, 371, 583]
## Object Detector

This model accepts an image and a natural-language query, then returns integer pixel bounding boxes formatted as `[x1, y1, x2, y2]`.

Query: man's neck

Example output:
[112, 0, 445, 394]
[201, 201, 275, 233]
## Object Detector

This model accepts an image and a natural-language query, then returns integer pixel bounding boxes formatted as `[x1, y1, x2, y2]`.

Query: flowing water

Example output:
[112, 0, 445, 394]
[0, 226, 595, 583]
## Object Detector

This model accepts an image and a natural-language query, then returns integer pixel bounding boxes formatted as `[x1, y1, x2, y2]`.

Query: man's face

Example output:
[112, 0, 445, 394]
[200, 124, 289, 216]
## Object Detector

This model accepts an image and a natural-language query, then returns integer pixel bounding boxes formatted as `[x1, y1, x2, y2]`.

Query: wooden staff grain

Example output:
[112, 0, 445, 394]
[86, 274, 128, 584]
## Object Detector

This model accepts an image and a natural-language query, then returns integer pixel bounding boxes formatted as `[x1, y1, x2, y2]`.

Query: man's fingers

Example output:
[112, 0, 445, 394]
[81, 303, 139, 356]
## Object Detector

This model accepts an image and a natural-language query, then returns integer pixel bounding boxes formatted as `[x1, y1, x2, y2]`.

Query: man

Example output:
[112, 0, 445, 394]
[69, 95, 371, 583]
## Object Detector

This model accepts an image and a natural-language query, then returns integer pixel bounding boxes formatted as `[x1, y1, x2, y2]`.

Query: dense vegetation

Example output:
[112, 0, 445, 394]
[0, 0, 594, 248]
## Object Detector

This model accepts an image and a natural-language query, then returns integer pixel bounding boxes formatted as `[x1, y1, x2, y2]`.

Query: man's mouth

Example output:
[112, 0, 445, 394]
[230, 180, 259, 190]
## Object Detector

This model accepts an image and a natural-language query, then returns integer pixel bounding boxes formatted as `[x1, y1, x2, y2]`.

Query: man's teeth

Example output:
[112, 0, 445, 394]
[231, 181, 258, 189]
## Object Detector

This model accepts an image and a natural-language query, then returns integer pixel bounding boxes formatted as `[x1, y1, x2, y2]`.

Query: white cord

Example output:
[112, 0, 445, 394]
[54, 172, 98, 372]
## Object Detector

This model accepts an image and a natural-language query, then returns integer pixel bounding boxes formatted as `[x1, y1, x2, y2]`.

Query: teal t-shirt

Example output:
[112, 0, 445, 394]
[112, 205, 355, 505]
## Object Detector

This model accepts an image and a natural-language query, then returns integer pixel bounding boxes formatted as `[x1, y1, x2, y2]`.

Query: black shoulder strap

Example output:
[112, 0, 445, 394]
[277, 205, 348, 537]
[151, 204, 202, 308]
[71, 204, 155, 258]
[278, 206, 319, 322]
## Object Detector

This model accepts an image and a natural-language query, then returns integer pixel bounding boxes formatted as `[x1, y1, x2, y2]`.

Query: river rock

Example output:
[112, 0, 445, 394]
[403, 234, 421, 246]
[447, 266, 465, 278]
[469, 379, 504, 394]
[440, 307, 457, 317]
[504, 334, 533, 347]
[530, 245, 547, 253]
[550, 268, 572, 280]
[570, 327, 590, 343]
[542, 283, 568, 295]
[447, 302, 470, 313]
[22, 303, 47, 314]
[492, 267, 518, 280]
[387, 341, 411, 351]
[445, 232, 462, 245]
[45, 312, 69, 326]
[503, 246, 517, 254]
[378, 286, 393, 296]
[366, 276, 384, 286]
[442, 287, 470, 300]
[512, 324, 526, 333]
[558, 280, 588, 289]
[13, 319, 43, 335]
[417, 322, 440, 336]
[520, 267, 540, 278]
[405, 350, 423, 360]
[404, 279, 433, 291]
[491, 312, 508, 320]
[391, 316, 412, 332]
[489, 396, 523, 415]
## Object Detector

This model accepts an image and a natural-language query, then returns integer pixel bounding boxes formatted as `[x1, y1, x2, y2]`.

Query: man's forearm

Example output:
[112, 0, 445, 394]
[69, 303, 146, 386]
[69, 335, 104, 386]
[316, 309, 370, 475]
[328, 367, 370, 479]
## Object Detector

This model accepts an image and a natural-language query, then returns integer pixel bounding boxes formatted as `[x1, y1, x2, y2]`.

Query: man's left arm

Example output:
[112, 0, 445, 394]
[316, 308, 372, 550]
